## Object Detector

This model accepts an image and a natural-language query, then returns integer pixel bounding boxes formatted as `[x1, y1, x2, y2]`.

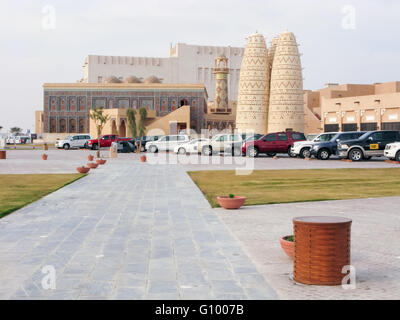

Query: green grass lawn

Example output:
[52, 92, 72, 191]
[188, 168, 400, 208]
[0, 174, 85, 219]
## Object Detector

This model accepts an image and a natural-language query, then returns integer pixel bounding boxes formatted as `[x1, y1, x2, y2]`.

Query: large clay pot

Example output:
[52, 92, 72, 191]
[140, 155, 147, 163]
[96, 159, 107, 165]
[0, 151, 6, 160]
[87, 162, 99, 169]
[280, 236, 294, 260]
[42, 154, 48, 160]
[88, 155, 94, 161]
[76, 167, 90, 174]
[217, 196, 246, 209]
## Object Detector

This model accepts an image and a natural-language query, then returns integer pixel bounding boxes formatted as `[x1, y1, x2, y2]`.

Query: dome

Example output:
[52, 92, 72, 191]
[104, 76, 122, 84]
[124, 76, 142, 83]
[144, 76, 162, 84]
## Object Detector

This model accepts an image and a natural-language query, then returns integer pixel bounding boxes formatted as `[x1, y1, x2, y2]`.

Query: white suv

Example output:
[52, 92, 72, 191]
[384, 142, 400, 162]
[199, 134, 243, 156]
[146, 134, 190, 152]
[291, 132, 337, 158]
[55, 134, 92, 150]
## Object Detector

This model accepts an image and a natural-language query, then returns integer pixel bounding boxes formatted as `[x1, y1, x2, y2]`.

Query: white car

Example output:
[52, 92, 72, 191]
[384, 142, 400, 162]
[199, 133, 243, 156]
[173, 138, 209, 154]
[291, 132, 338, 158]
[146, 134, 190, 152]
[55, 134, 92, 150]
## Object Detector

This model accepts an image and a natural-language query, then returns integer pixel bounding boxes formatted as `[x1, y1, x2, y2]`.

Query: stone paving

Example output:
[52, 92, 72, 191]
[216, 198, 400, 300]
[0, 158, 277, 300]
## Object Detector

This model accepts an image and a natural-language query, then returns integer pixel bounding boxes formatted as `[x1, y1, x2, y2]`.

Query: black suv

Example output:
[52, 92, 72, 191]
[337, 130, 400, 161]
[310, 131, 366, 160]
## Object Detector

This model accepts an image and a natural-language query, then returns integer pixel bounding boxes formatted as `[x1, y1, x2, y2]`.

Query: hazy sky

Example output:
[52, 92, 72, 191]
[0, 0, 399, 132]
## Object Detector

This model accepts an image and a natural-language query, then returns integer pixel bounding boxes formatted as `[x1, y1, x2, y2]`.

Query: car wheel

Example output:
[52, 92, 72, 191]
[202, 146, 212, 156]
[149, 145, 158, 153]
[266, 153, 276, 157]
[317, 149, 331, 160]
[178, 147, 186, 155]
[396, 151, 400, 162]
[92, 143, 98, 150]
[349, 148, 363, 161]
[232, 148, 241, 157]
[300, 148, 311, 159]
[247, 147, 259, 158]
[63, 144, 70, 150]
[288, 147, 296, 158]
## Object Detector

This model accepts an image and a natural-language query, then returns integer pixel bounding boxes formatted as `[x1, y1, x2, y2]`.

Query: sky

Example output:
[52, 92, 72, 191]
[0, 0, 399, 133]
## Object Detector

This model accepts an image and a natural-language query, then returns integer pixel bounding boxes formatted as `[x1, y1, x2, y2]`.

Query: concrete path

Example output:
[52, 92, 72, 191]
[217, 198, 400, 300]
[0, 159, 277, 300]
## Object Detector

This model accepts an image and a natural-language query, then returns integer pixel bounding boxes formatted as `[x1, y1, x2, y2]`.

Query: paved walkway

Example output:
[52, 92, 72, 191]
[217, 198, 400, 300]
[0, 160, 277, 300]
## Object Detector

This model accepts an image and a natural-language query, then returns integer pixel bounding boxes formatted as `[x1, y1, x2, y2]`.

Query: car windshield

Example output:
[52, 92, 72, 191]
[358, 132, 371, 140]
[315, 134, 336, 142]
[307, 134, 318, 141]
[245, 134, 263, 142]
[65, 136, 72, 140]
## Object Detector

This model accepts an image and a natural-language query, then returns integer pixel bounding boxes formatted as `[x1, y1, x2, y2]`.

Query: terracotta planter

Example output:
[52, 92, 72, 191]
[273, 156, 279, 160]
[0, 151, 6, 160]
[96, 159, 107, 165]
[280, 236, 294, 260]
[87, 162, 99, 169]
[76, 167, 90, 174]
[88, 155, 94, 161]
[217, 196, 246, 209]
[140, 155, 147, 163]
[42, 154, 48, 160]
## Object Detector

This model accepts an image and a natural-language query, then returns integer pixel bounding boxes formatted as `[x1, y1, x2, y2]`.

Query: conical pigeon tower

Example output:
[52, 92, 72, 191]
[235, 33, 269, 134]
[268, 31, 304, 132]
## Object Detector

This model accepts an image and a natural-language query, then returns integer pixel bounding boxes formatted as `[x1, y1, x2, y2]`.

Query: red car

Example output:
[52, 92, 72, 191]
[242, 131, 306, 157]
[86, 134, 131, 150]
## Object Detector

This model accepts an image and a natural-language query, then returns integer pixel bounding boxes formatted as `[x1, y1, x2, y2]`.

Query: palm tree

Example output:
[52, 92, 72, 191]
[0, 126, 3, 132]
[10, 127, 22, 135]
[89, 107, 110, 158]
[138, 107, 147, 153]
[127, 109, 137, 149]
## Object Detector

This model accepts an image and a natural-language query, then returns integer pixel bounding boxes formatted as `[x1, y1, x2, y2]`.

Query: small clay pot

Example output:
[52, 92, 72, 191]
[87, 162, 99, 169]
[217, 196, 246, 209]
[273, 156, 279, 160]
[76, 167, 90, 174]
[88, 155, 94, 161]
[280, 236, 294, 260]
[96, 159, 107, 165]
[0, 151, 6, 160]
[42, 154, 48, 160]
[140, 155, 147, 163]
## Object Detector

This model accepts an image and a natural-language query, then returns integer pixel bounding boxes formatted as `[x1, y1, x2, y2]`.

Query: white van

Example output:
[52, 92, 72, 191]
[146, 135, 190, 153]
[55, 134, 92, 150]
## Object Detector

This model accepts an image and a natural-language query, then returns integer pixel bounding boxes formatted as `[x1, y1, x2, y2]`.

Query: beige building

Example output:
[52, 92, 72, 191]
[304, 81, 400, 133]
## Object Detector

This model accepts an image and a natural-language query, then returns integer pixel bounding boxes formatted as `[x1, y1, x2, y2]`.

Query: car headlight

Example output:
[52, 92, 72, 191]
[313, 145, 318, 150]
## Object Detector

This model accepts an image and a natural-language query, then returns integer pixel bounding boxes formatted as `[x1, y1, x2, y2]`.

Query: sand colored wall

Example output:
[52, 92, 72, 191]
[146, 105, 191, 136]
[304, 105, 322, 135]
[35, 111, 44, 135]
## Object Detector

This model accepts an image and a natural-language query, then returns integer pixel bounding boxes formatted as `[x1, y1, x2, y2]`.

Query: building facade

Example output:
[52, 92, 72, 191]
[82, 43, 245, 102]
[40, 83, 208, 142]
[304, 82, 400, 133]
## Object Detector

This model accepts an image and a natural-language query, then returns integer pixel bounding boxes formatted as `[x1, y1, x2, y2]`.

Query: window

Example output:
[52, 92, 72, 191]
[338, 133, 352, 141]
[169, 136, 178, 141]
[290, 133, 306, 140]
[383, 131, 397, 141]
[103, 136, 110, 140]
[264, 134, 276, 142]
[369, 132, 383, 141]
[217, 135, 228, 142]
[278, 133, 288, 141]
[178, 136, 186, 141]
[230, 135, 240, 141]
[73, 136, 79, 140]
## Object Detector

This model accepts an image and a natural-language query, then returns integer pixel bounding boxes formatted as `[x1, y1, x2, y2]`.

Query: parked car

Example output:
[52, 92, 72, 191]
[242, 131, 306, 157]
[86, 134, 131, 150]
[146, 134, 190, 152]
[56, 134, 92, 150]
[338, 130, 400, 161]
[291, 132, 338, 158]
[199, 134, 243, 156]
[310, 131, 366, 160]
[136, 135, 162, 152]
[384, 142, 400, 162]
[117, 140, 136, 153]
[173, 138, 209, 154]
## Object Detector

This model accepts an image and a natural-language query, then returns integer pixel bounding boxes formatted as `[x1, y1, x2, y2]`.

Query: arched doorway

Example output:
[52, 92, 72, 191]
[79, 119, 85, 133]
[119, 120, 126, 137]
[50, 119, 56, 133]
[69, 119, 76, 133]
[59, 119, 66, 133]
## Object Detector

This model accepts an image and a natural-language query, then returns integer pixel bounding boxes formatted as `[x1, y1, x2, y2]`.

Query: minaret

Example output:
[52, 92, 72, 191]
[268, 31, 304, 132]
[213, 55, 229, 113]
[236, 32, 269, 134]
